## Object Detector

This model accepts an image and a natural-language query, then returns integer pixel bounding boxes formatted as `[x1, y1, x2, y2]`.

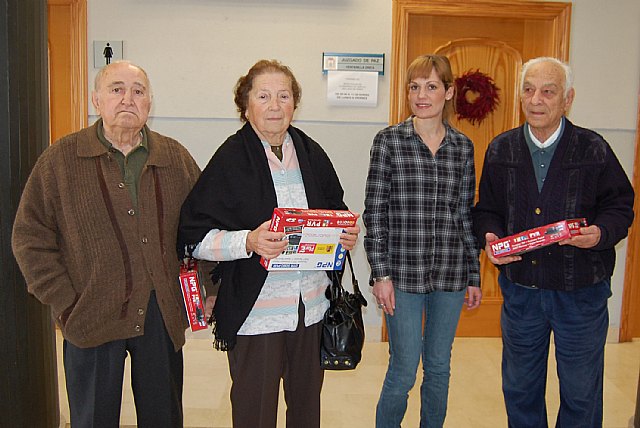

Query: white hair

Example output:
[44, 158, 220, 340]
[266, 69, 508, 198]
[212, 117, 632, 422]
[520, 57, 573, 98]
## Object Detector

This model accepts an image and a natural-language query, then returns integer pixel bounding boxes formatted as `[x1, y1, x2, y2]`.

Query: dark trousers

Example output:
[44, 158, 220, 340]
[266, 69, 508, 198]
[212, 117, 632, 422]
[63, 291, 183, 428]
[227, 304, 324, 428]
[499, 274, 610, 428]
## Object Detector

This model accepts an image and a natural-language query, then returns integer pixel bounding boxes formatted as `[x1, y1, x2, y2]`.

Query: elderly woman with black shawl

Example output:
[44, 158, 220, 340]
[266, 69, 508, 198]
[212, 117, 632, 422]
[177, 59, 360, 428]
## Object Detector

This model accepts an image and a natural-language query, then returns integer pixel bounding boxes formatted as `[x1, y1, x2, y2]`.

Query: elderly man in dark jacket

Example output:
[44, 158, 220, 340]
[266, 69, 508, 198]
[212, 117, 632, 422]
[473, 57, 634, 428]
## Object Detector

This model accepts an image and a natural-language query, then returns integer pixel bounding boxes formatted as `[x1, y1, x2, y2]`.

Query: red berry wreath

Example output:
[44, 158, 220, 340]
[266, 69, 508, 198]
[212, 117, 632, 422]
[454, 70, 500, 125]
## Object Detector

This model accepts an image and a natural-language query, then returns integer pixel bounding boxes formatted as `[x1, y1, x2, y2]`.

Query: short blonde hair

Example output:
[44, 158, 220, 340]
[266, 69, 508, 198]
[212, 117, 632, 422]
[405, 55, 455, 121]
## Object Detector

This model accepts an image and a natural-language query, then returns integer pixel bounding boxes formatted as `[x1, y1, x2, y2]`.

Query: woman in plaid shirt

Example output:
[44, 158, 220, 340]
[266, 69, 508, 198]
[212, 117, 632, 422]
[364, 55, 482, 428]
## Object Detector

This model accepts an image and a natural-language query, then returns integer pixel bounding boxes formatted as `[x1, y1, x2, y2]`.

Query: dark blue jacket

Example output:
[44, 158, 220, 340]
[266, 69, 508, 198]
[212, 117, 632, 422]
[473, 119, 634, 290]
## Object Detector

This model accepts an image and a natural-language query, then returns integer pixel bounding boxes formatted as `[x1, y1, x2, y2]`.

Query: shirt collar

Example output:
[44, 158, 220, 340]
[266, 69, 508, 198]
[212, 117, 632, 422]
[526, 117, 564, 149]
[96, 118, 148, 154]
[402, 116, 454, 147]
[260, 132, 292, 150]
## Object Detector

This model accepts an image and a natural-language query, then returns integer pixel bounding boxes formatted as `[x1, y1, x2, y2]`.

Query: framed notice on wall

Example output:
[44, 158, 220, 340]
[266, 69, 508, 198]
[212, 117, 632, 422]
[327, 71, 378, 107]
[323, 53, 383, 107]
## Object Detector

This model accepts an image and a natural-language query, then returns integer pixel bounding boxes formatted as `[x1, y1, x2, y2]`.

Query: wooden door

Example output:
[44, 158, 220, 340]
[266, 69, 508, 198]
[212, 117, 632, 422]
[435, 38, 521, 191]
[435, 39, 521, 336]
[47, 0, 87, 144]
[386, 0, 571, 339]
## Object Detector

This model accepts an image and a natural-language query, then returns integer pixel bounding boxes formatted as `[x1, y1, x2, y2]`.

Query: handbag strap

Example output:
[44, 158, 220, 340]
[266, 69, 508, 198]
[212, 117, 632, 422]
[328, 251, 359, 300]
[344, 251, 360, 295]
[327, 252, 367, 307]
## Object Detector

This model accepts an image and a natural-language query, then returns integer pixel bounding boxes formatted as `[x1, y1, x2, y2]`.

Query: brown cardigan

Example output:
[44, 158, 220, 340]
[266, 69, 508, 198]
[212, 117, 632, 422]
[12, 121, 200, 350]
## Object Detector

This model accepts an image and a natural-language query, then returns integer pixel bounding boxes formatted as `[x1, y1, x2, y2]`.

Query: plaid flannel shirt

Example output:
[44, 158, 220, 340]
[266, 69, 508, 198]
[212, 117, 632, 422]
[363, 117, 480, 293]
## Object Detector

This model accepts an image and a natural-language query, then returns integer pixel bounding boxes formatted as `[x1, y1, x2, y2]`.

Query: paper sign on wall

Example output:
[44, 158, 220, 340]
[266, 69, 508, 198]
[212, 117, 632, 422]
[327, 71, 378, 107]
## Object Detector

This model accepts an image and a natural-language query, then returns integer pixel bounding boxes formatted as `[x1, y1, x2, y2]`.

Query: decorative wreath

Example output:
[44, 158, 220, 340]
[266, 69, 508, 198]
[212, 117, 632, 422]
[454, 70, 500, 125]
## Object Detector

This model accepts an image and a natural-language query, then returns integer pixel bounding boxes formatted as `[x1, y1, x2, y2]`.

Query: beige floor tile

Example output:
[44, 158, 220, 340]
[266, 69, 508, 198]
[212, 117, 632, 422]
[56, 331, 640, 428]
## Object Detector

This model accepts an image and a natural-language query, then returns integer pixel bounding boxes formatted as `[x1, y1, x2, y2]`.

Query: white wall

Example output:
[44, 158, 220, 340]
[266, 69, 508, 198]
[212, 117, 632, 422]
[569, 0, 640, 130]
[87, 0, 640, 339]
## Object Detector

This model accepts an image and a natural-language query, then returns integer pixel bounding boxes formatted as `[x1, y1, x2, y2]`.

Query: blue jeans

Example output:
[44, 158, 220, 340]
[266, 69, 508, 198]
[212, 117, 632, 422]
[376, 288, 465, 428]
[499, 274, 611, 428]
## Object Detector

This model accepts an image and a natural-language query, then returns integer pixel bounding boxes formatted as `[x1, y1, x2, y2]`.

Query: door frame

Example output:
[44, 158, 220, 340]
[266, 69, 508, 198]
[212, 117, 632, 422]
[619, 92, 640, 342]
[47, 0, 87, 140]
[390, 0, 571, 124]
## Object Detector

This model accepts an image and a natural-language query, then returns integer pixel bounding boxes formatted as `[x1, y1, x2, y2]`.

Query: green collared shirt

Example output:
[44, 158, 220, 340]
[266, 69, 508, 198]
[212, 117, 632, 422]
[97, 119, 149, 208]
[524, 118, 564, 193]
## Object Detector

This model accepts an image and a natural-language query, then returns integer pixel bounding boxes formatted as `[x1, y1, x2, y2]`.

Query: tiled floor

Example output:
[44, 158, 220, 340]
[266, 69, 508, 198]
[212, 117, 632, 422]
[57, 329, 640, 427]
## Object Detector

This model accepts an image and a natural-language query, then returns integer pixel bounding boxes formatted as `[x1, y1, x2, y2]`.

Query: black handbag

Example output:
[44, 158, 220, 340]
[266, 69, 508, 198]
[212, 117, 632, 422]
[321, 252, 367, 370]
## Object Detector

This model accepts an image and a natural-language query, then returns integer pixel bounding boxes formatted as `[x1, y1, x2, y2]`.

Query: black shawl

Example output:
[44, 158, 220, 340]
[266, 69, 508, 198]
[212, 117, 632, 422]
[177, 122, 347, 350]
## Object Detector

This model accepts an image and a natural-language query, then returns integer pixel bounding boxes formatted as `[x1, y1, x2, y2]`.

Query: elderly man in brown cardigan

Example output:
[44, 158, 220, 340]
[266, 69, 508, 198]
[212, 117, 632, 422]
[12, 61, 200, 427]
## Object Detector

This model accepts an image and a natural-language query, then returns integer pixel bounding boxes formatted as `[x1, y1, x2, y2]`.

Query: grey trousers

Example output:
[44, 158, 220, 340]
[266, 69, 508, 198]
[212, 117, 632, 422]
[63, 291, 183, 428]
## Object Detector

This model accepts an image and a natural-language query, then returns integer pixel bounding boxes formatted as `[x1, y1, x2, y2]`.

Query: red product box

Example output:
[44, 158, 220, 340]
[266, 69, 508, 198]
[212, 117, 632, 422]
[179, 261, 208, 332]
[566, 218, 588, 235]
[490, 218, 587, 258]
[260, 208, 358, 271]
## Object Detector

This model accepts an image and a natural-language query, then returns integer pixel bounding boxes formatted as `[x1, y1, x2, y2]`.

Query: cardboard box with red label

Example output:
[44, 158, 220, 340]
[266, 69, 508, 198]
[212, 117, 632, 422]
[179, 261, 208, 332]
[490, 218, 587, 258]
[260, 208, 358, 271]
